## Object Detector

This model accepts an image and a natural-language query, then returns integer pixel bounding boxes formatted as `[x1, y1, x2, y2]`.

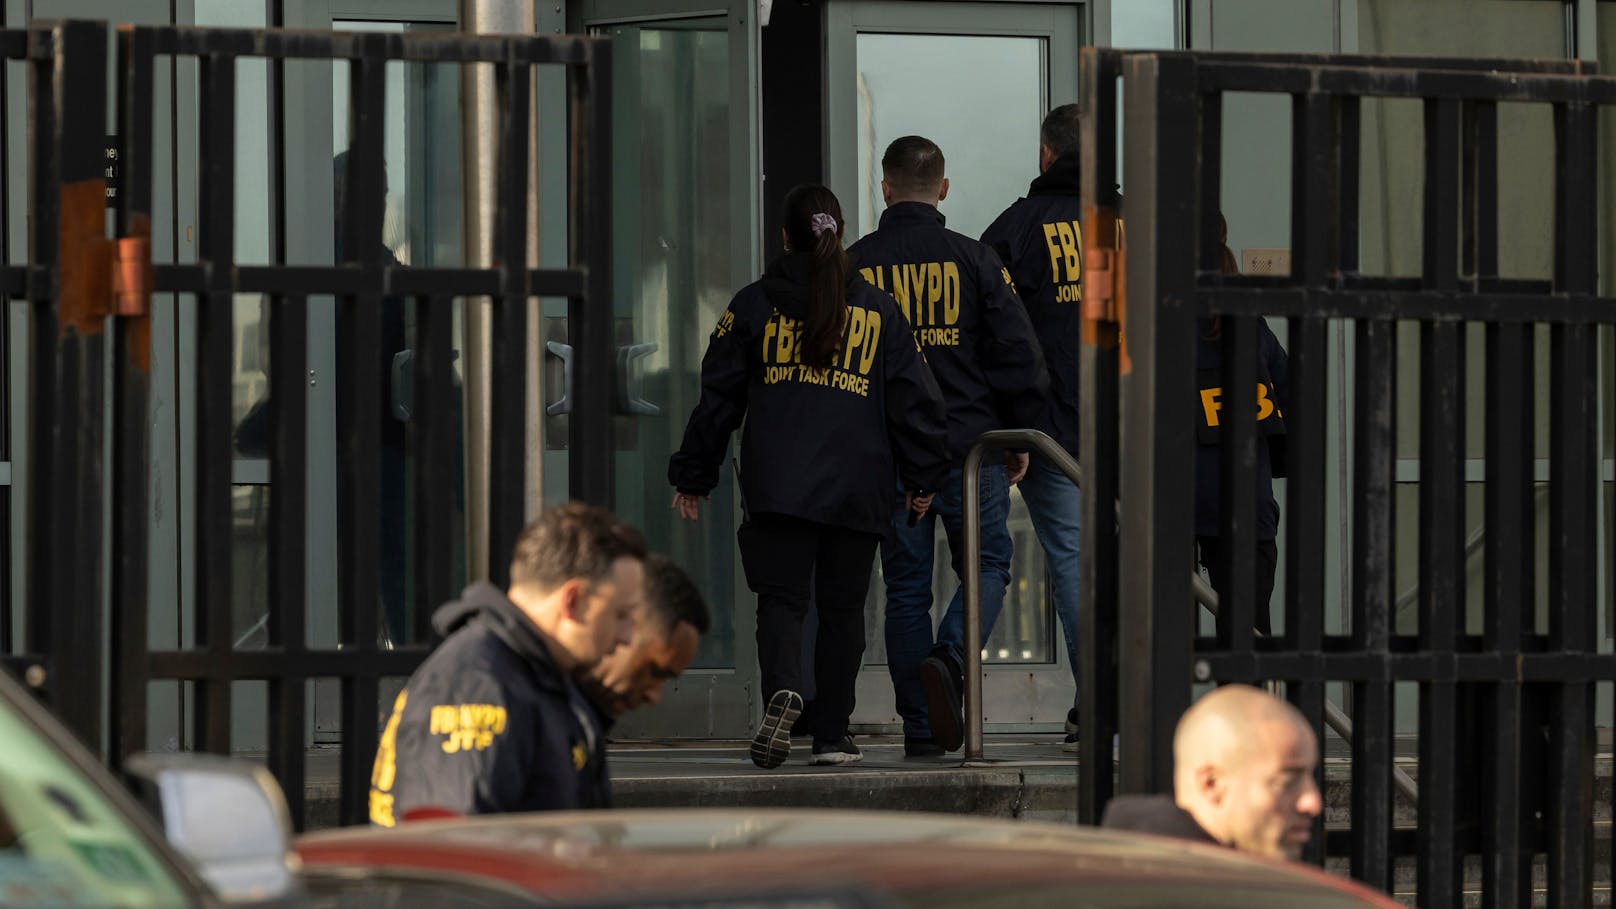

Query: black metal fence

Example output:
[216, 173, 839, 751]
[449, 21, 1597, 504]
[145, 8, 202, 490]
[1079, 47, 1611, 905]
[15, 19, 613, 829]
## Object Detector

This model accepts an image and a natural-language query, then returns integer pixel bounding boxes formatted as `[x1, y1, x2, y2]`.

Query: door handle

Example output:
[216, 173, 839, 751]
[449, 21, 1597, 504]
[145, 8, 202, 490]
[546, 339, 659, 417]
[545, 340, 574, 416]
[617, 342, 660, 416]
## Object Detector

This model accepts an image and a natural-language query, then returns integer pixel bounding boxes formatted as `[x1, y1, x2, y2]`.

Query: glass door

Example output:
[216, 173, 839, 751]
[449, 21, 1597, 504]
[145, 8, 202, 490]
[577, 0, 761, 738]
[824, 0, 1084, 734]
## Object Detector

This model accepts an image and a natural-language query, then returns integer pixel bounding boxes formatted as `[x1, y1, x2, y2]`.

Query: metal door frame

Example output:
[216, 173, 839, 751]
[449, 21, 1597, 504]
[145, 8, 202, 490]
[576, 0, 761, 738]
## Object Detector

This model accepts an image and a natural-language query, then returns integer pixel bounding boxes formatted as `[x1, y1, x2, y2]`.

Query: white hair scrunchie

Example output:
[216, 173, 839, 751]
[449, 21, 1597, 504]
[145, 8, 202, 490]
[810, 212, 838, 237]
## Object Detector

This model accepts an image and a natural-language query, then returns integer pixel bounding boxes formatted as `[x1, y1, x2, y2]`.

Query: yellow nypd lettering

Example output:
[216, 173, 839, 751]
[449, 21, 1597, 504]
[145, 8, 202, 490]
[712, 309, 735, 339]
[429, 703, 508, 755]
[859, 261, 961, 347]
[369, 690, 408, 828]
[758, 307, 882, 398]
[572, 743, 589, 771]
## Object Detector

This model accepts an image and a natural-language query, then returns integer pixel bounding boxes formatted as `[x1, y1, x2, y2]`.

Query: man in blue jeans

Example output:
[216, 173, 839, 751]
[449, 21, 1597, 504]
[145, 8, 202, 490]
[981, 103, 1105, 751]
[849, 136, 1049, 755]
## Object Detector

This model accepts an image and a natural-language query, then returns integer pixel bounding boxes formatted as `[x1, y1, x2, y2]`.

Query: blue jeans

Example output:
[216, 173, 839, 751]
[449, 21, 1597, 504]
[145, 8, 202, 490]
[1017, 452, 1082, 709]
[880, 463, 1012, 739]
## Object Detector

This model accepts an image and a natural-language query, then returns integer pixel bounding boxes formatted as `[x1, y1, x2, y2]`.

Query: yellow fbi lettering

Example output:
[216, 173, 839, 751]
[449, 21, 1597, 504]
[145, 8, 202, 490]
[859, 263, 961, 341]
[369, 690, 407, 828]
[429, 703, 509, 754]
[1042, 221, 1084, 303]
[1200, 383, 1281, 427]
[761, 308, 881, 397]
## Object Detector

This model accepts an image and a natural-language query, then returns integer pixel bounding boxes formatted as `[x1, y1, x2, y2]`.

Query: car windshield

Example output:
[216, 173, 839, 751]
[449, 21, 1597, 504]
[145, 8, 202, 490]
[0, 692, 191, 908]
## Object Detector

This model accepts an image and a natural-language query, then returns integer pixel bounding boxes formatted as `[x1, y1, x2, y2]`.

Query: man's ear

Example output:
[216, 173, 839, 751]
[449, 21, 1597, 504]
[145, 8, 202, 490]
[559, 579, 590, 623]
[938, 177, 950, 203]
[1194, 763, 1224, 806]
[880, 178, 893, 206]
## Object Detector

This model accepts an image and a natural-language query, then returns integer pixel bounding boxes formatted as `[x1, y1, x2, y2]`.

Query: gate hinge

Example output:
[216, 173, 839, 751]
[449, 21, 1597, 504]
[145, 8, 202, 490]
[1082, 247, 1117, 322]
[111, 235, 152, 318]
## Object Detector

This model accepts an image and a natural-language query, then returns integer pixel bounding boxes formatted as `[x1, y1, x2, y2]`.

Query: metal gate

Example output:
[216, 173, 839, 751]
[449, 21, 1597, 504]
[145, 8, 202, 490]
[1078, 47, 1612, 906]
[15, 18, 612, 829]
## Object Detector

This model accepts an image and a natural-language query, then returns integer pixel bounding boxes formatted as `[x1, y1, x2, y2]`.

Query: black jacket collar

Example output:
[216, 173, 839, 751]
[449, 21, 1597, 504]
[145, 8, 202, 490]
[1028, 154, 1083, 197]
[877, 201, 946, 230]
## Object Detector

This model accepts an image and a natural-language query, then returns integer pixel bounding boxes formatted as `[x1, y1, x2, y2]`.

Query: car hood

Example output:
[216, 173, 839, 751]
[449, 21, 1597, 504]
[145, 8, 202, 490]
[296, 808, 1400, 909]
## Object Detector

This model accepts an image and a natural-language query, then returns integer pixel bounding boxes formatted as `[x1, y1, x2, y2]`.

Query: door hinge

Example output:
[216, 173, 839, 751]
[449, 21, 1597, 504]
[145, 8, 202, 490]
[111, 234, 152, 318]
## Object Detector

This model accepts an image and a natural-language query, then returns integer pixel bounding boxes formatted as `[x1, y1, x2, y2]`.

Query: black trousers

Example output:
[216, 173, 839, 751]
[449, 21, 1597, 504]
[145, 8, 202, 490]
[738, 513, 879, 743]
[1196, 536, 1277, 638]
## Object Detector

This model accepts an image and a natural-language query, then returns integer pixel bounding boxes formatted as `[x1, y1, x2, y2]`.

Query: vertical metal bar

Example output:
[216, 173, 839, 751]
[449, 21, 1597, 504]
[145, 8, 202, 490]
[1546, 98, 1597, 909]
[1078, 45, 1121, 825]
[1416, 95, 1463, 909]
[1198, 91, 1222, 275]
[26, 20, 111, 750]
[1482, 320, 1530, 909]
[462, 1, 536, 583]
[1349, 317, 1395, 891]
[23, 21, 60, 689]
[1284, 314, 1329, 863]
[195, 51, 237, 756]
[1336, 97, 1361, 275]
[1462, 101, 1499, 281]
[567, 42, 613, 507]
[1285, 88, 1335, 860]
[337, 46, 385, 826]
[413, 294, 455, 637]
[1292, 92, 1336, 290]
[1423, 98, 1461, 292]
[267, 290, 308, 831]
[110, 23, 155, 763]
[1117, 52, 1198, 794]
[1415, 314, 1462, 905]
[487, 54, 530, 588]
[1215, 316, 1257, 650]
[963, 447, 984, 762]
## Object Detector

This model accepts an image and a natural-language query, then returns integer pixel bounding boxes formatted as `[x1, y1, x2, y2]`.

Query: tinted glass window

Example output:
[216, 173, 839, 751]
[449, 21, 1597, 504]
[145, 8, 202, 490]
[0, 696, 191, 908]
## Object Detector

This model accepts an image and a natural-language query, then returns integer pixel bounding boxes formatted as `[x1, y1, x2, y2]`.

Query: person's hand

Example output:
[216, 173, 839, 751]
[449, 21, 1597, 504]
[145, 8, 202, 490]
[672, 490, 707, 521]
[905, 491, 935, 521]
[1006, 451, 1030, 485]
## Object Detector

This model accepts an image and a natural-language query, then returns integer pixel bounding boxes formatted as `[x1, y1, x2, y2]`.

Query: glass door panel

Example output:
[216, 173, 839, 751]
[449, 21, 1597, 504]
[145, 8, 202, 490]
[581, 0, 759, 738]
[827, 0, 1083, 733]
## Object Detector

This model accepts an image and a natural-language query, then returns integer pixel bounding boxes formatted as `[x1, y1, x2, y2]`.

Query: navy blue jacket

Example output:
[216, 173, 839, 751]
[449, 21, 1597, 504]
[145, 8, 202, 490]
[848, 202, 1050, 465]
[1194, 319, 1290, 540]
[369, 582, 609, 826]
[981, 156, 1119, 455]
[668, 252, 950, 536]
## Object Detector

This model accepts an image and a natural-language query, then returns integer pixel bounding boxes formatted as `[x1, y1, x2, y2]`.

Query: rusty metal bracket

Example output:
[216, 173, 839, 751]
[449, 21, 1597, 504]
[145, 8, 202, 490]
[111, 234, 152, 317]
[1082, 247, 1116, 322]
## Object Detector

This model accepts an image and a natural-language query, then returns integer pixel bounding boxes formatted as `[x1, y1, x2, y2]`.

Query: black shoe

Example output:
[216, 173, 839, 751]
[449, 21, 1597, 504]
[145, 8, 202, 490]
[904, 736, 946, 758]
[810, 735, 863, 765]
[1062, 707, 1080, 753]
[751, 689, 803, 769]
[919, 656, 965, 753]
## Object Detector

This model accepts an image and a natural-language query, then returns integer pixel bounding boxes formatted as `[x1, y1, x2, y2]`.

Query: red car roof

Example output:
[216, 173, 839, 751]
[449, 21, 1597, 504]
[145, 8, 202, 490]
[295, 808, 1402, 909]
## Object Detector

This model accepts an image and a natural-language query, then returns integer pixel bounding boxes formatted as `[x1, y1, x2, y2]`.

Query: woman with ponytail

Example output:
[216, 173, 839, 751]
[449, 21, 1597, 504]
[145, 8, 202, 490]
[669, 184, 949, 769]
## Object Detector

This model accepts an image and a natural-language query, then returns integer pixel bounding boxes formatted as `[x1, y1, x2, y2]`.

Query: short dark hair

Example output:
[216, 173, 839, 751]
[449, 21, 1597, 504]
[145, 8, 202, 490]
[1040, 104, 1083, 160]
[881, 136, 946, 196]
[509, 502, 648, 592]
[642, 553, 712, 636]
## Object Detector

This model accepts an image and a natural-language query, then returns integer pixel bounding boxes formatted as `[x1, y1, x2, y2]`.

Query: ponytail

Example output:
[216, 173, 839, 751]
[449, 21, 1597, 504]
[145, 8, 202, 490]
[781, 185, 849, 369]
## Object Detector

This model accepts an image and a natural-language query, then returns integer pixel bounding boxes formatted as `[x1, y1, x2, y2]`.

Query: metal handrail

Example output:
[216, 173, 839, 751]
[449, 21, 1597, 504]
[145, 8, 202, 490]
[959, 429, 1419, 807]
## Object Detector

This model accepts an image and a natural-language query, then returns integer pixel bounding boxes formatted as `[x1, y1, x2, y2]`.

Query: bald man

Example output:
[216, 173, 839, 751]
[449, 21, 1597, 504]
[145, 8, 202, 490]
[1102, 684, 1323, 860]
